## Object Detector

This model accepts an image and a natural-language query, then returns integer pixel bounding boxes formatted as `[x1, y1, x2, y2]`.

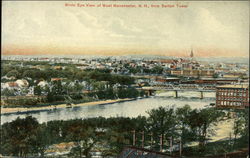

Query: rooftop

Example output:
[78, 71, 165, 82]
[217, 84, 249, 89]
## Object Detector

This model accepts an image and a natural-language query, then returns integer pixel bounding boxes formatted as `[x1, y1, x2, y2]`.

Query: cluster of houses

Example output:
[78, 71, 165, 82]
[3, 54, 248, 79]
[1, 75, 125, 97]
[1, 79, 34, 96]
[2, 53, 249, 97]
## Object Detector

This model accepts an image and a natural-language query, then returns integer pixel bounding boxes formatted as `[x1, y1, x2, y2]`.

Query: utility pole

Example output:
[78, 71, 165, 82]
[141, 131, 144, 148]
[163, 134, 166, 152]
[229, 132, 232, 150]
[149, 132, 153, 149]
[131, 130, 136, 146]
[169, 136, 173, 155]
[179, 138, 182, 157]
[159, 134, 163, 152]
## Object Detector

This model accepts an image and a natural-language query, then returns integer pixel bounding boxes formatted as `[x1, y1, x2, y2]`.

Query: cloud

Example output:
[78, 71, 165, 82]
[2, 1, 249, 57]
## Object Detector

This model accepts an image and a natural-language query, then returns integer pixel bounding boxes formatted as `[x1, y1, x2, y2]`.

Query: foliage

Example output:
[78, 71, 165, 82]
[187, 107, 225, 148]
[1, 106, 246, 157]
[2, 96, 47, 107]
[1, 61, 135, 85]
[6, 70, 20, 78]
[147, 106, 176, 139]
[232, 109, 249, 146]
[1, 88, 16, 96]
[1, 116, 40, 157]
[175, 105, 196, 148]
[34, 85, 42, 95]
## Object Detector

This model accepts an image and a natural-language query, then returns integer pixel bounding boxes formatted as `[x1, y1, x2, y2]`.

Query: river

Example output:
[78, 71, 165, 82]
[1, 91, 216, 124]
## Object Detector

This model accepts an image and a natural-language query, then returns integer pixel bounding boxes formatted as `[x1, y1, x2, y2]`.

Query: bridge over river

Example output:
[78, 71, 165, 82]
[137, 84, 216, 99]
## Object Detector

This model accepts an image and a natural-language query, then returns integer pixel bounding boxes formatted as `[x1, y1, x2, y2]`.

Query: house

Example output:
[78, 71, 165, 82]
[1, 75, 16, 80]
[4, 82, 19, 89]
[1, 83, 6, 90]
[53, 66, 63, 70]
[38, 80, 48, 87]
[81, 81, 88, 87]
[51, 78, 64, 82]
[27, 86, 35, 96]
[15, 79, 29, 87]
[170, 70, 182, 76]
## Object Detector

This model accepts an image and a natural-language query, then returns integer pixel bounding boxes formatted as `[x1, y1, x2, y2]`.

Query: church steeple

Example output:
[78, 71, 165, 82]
[190, 48, 194, 58]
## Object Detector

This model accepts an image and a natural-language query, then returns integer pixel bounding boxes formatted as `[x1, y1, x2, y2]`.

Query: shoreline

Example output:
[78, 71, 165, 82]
[1, 98, 137, 115]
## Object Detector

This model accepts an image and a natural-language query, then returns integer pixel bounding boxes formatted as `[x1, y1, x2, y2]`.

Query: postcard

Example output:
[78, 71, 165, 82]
[1, 1, 249, 157]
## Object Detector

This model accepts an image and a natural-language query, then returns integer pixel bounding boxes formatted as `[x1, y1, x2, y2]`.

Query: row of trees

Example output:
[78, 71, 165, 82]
[2, 106, 247, 157]
[125, 65, 164, 74]
[1, 80, 144, 107]
[2, 97, 47, 107]
[43, 80, 143, 103]
[2, 60, 165, 80]
[2, 62, 135, 85]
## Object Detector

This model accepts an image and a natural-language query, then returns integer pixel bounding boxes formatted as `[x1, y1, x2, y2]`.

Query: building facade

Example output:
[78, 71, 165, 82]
[216, 84, 249, 108]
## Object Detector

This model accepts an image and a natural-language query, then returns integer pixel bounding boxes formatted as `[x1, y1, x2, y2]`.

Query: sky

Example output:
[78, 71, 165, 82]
[2, 1, 249, 57]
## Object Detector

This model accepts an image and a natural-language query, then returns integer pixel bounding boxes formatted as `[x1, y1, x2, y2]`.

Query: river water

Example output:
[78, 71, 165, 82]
[1, 91, 216, 124]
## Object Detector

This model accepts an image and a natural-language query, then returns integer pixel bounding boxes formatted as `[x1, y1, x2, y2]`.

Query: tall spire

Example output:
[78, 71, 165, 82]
[190, 48, 194, 58]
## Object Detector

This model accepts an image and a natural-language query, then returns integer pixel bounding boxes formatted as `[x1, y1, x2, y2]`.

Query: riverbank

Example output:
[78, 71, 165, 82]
[1, 98, 136, 115]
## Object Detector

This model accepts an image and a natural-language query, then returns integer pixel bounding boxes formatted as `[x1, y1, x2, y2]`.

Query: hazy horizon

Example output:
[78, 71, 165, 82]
[2, 1, 249, 57]
[2, 54, 249, 64]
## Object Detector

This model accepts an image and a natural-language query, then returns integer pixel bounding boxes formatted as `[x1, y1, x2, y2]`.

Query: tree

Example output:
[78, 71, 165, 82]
[51, 80, 64, 95]
[6, 70, 20, 78]
[151, 66, 164, 74]
[22, 70, 40, 79]
[105, 88, 115, 99]
[213, 73, 219, 78]
[34, 85, 42, 95]
[105, 130, 129, 154]
[92, 81, 106, 91]
[176, 105, 196, 149]
[33, 124, 50, 157]
[46, 81, 65, 102]
[232, 109, 249, 147]
[110, 75, 135, 85]
[187, 108, 224, 148]
[117, 88, 126, 99]
[1, 88, 16, 96]
[1, 116, 40, 157]
[146, 106, 177, 148]
[67, 125, 102, 158]
[126, 88, 139, 98]
[1, 64, 14, 77]
[74, 71, 87, 81]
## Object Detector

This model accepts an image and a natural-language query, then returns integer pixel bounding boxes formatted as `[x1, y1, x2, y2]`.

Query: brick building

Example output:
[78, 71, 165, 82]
[170, 69, 215, 77]
[216, 84, 249, 108]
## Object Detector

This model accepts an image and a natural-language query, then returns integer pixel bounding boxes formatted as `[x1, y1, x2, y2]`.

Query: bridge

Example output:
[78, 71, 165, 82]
[137, 84, 216, 99]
